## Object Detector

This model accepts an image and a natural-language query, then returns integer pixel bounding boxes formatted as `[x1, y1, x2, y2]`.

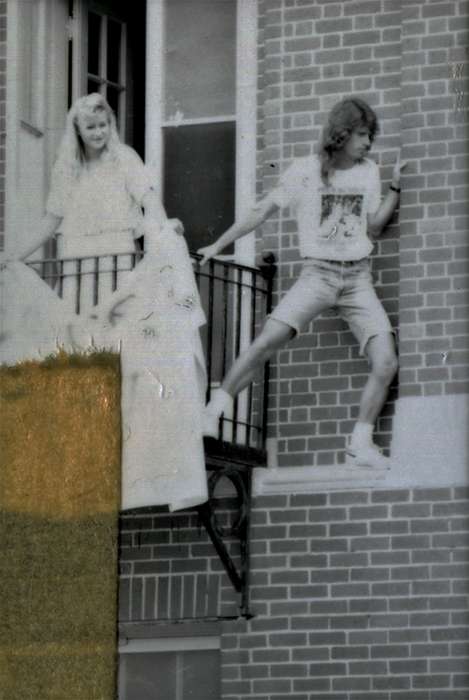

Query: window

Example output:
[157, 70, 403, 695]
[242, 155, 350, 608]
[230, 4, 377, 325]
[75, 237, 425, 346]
[146, 0, 257, 261]
[118, 635, 220, 700]
[69, 0, 146, 146]
[86, 9, 127, 133]
[161, 0, 237, 254]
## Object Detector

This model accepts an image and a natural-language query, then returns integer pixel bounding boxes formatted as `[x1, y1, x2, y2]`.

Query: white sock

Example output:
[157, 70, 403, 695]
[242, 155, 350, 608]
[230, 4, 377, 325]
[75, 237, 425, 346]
[350, 422, 373, 449]
[206, 388, 233, 416]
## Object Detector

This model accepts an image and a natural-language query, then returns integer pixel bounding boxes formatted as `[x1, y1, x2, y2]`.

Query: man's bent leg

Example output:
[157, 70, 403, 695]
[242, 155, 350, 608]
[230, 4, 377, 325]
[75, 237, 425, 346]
[223, 319, 294, 396]
[347, 332, 398, 469]
[358, 332, 398, 424]
[203, 319, 294, 436]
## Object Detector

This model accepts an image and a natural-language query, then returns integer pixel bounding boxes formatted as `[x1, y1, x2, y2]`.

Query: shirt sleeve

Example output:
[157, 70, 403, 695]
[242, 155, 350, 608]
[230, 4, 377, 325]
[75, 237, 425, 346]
[120, 145, 155, 206]
[367, 160, 382, 215]
[269, 160, 305, 209]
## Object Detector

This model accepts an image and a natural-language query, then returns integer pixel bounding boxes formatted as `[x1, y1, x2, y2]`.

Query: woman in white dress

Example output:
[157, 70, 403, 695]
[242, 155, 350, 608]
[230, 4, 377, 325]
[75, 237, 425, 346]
[20, 92, 171, 311]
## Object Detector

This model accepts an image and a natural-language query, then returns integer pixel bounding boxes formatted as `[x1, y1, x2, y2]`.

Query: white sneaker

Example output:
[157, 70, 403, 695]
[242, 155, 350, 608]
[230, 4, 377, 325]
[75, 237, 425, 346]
[345, 443, 392, 470]
[202, 389, 233, 438]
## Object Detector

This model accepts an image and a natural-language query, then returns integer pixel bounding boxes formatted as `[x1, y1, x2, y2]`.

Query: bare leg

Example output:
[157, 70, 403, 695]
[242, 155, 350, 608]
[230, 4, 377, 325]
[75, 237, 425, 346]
[222, 319, 295, 397]
[346, 333, 398, 468]
[358, 332, 398, 424]
[203, 319, 294, 436]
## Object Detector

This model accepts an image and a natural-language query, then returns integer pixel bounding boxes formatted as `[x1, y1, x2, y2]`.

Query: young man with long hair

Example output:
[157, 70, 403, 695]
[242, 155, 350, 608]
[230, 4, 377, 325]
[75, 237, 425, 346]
[198, 97, 407, 469]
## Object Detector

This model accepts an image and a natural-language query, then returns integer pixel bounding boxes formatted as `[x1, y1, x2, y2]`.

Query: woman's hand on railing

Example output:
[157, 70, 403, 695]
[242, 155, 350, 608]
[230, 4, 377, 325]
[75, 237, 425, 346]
[167, 218, 184, 236]
[197, 243, 219, 266]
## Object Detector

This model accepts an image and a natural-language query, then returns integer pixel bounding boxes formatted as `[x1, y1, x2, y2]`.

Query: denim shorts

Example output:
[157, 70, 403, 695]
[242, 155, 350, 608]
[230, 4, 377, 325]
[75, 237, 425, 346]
[270, 258, 393, 355]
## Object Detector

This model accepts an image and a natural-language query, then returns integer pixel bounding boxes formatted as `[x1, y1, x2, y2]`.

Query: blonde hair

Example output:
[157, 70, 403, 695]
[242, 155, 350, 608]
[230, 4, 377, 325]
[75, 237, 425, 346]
[53, 93, 121, 181]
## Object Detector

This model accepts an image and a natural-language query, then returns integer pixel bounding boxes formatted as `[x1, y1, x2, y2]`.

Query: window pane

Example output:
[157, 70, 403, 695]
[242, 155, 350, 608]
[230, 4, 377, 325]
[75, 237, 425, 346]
[182, 649, 220, 699]
[107, 19, 122, 84]
[120, 652, 176, 700]
[164, 0, 236, 120]
[88, 12, 102, 76]
[119, 650, 219, 700]
[107, 86, 120, 125]
[163, 121, 235, 252]
[87, 78, 101, 95]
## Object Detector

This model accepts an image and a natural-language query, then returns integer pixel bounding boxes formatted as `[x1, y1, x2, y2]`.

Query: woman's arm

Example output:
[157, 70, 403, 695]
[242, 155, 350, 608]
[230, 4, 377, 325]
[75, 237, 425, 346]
[141, 189, 184, 236]
[141, 189, 169, 229]
[17, 213, 63, 261]
[368, 154, 408, 238]
[197, 193, 279, 266]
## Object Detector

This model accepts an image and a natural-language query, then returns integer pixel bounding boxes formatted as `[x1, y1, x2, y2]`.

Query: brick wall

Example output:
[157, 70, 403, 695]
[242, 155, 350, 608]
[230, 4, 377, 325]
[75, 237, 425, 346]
[0, 0, 6, 251]
[119, 505, 241, 623]
[119, 488, 469, 699]
[221, 488, 469, 699]
[399, 0, 469, 399]
[256, 0, 403, 468]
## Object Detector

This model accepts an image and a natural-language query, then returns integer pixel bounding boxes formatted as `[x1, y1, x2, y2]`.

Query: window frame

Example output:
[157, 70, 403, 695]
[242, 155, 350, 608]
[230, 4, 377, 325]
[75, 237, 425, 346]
[118, 622, 221, 700]
[145, 0, 258, 266]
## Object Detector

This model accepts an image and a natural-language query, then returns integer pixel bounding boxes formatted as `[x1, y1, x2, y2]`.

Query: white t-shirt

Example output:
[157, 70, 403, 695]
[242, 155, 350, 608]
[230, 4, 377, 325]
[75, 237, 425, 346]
[270, 154, 382, 261]
[46, 144, 153, 257]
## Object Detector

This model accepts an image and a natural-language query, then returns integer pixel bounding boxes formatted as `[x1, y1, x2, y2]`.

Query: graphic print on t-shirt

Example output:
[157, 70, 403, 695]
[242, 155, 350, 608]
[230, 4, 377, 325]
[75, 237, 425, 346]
[319, 193, 364, 244]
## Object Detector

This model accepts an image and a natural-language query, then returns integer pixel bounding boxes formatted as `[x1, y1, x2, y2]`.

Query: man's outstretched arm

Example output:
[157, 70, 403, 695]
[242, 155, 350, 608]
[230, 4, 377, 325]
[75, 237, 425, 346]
[197, 193, 279, 265]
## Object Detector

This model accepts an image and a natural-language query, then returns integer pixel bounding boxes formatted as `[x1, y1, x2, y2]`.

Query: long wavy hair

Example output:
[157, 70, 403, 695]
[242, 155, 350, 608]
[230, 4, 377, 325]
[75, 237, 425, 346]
[53, 93, 121, 182]
[318, 97, 379, 184]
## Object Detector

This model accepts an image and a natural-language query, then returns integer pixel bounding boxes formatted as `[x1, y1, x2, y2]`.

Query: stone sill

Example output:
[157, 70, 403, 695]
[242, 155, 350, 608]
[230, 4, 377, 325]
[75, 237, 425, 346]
[253, 464, 387, 496]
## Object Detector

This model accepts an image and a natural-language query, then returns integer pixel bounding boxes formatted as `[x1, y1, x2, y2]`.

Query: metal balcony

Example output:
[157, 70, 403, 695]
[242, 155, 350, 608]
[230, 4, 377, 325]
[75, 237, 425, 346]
[29, 247, 276, 618]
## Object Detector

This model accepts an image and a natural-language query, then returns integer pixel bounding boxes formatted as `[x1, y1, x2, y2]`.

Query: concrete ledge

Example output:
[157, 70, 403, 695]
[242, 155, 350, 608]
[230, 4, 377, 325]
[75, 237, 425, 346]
[255, 394, 469, 496]
[253, 464, 387, 495]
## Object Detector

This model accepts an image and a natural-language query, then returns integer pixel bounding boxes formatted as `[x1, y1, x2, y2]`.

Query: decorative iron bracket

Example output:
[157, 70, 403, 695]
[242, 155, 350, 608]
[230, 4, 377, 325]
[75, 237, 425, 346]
[197, 438, 267, 619]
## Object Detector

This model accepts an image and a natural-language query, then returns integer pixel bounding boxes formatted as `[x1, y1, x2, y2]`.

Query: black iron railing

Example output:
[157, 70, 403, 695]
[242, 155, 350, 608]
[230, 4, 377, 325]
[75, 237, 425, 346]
[192, 253, 276, 450]
[28, 250, 276, 453]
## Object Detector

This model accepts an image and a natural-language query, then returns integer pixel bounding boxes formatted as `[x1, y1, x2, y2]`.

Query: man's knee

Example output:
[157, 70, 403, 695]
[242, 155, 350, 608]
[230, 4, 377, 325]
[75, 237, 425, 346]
[371, 351, 398, 383]
[365, 332, 398, 382]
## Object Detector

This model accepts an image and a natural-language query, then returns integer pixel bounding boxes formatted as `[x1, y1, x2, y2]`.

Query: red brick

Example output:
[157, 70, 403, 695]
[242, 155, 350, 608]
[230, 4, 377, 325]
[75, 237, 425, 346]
[285, 6, 321, 22]
[422, 3, 457, 18]
[284, 36, 321, 52]
[314, 78, 353, 94]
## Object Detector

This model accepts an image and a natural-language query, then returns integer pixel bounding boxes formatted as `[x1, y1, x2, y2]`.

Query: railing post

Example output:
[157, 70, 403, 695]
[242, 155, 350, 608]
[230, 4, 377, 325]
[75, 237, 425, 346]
[258, 253, 277, 449]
